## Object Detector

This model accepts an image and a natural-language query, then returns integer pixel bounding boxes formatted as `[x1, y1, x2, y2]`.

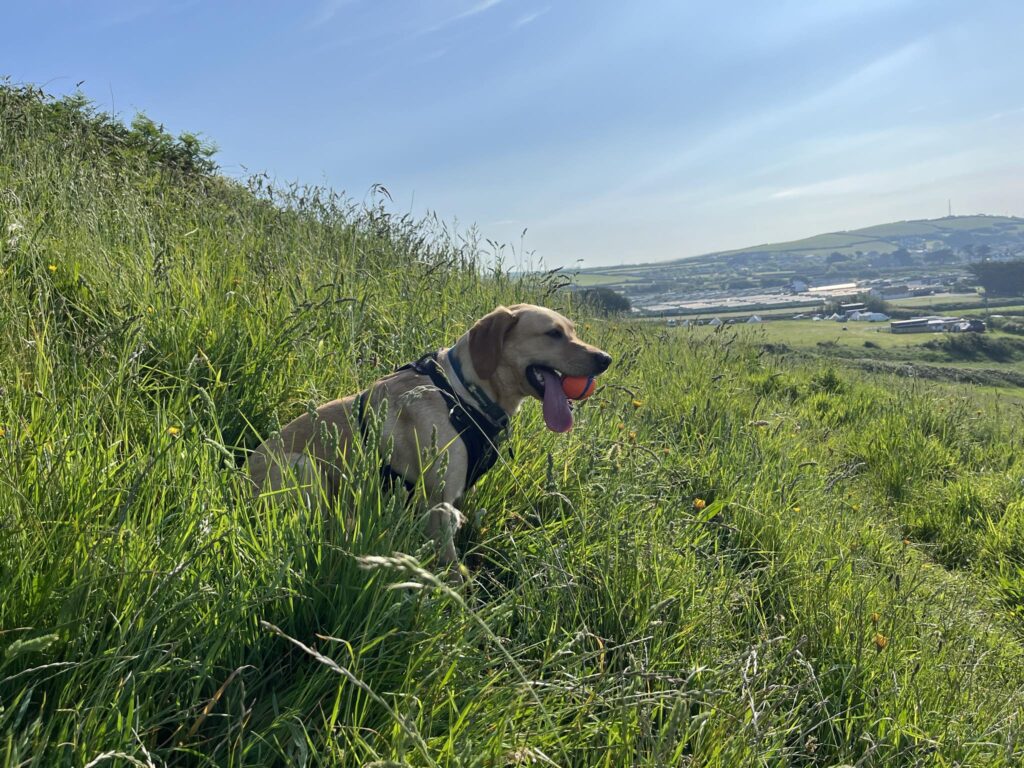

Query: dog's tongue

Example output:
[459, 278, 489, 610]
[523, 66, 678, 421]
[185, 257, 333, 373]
[541, 368, 573, 433]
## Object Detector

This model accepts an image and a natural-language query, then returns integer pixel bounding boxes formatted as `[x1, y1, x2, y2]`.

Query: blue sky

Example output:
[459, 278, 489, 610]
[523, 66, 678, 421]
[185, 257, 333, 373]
[5, 1, 1024, 268]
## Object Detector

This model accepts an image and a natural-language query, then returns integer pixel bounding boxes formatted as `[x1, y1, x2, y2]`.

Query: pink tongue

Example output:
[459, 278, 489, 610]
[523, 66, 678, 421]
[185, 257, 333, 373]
[540, 369, 573, 433]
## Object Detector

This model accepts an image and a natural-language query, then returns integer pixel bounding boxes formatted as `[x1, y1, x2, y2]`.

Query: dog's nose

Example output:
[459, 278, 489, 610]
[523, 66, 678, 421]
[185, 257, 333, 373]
[593, 351, 612, 373]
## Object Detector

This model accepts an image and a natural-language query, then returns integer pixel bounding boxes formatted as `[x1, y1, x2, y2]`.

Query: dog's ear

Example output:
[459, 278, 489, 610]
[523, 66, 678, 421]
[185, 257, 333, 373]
[469, 306, 519, 380]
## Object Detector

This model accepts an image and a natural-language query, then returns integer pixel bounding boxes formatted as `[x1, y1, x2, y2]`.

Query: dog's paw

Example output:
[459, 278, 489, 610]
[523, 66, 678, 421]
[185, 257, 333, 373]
[427, 502, 465, 535]
[424, 502, 464, 567]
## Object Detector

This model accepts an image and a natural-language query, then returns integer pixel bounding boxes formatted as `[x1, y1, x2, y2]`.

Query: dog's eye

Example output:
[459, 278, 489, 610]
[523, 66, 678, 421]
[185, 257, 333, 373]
[545, 328, 564, 339]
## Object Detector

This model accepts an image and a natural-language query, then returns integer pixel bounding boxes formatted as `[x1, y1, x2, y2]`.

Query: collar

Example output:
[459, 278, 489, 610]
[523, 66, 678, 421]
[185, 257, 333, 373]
[446, 348, 509, 429]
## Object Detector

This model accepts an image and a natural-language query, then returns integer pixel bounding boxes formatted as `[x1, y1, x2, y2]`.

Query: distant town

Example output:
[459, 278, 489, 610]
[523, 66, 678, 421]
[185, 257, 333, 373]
[571, 215, 1024, 320]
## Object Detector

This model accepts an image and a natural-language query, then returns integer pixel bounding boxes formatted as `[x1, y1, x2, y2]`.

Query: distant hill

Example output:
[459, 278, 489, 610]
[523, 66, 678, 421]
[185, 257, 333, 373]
[573, 215, 1024, 300]
[705, 215, 1024, 262]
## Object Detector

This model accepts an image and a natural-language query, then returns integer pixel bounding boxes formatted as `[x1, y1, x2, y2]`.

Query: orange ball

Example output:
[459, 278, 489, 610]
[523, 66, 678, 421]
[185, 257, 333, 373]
[561, 375, 596, 400]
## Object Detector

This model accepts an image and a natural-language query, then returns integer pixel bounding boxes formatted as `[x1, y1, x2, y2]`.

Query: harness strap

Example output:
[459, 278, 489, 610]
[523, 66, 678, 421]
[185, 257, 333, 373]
[354, 389, 415, 493]
[354, 351, 509, 493]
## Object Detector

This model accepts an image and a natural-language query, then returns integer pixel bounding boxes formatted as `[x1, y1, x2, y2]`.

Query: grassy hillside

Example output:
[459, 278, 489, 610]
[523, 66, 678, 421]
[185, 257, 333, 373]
[3, 84, 1024, 766]
[710, 215, 1024, 260]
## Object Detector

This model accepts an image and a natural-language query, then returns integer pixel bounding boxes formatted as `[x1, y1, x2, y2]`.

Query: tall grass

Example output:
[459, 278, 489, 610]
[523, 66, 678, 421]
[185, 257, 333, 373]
[2, 83, 1024, 766]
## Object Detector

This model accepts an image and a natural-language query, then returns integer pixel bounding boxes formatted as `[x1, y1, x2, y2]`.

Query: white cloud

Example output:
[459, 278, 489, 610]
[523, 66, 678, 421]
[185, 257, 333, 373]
[453, 0, 504, 22]
[770, 173, 881, 200]
[514, 7, 550, 29]
[418, 0, 505, 36]
[308, 0, 358, 28]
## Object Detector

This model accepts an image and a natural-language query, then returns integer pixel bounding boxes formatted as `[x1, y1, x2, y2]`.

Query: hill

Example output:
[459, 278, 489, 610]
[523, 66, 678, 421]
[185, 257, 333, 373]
[575, 216, 1024, 308]
[710, 214, 1024, 260]
[4, 83, 1024, 766]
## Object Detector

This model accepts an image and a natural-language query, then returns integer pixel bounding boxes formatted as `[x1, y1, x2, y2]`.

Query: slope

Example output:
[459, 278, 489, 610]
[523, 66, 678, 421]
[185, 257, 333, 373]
[2, 83, 1024, 767]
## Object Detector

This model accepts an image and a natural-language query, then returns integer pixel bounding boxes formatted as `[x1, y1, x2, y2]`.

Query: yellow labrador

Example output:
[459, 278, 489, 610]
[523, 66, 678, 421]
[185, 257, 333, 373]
[247, 304, 611, 568]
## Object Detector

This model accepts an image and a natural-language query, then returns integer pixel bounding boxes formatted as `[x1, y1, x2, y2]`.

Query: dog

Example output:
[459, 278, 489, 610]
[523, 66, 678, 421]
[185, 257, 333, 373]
[247, 304, 612, 570]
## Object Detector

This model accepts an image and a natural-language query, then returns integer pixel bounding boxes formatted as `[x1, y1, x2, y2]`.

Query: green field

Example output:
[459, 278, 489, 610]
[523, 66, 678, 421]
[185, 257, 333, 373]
[859, 215, 1024, 236]
[888, 293, 986, 309]
[711, 320, 1024, 378]
[734, 317, 1004, 348]
[569, 272, 641, 287]
[716, 231, 899, 257]
[675, 215, 1023, 263]
[887, 295, 1024, 317]
[734, 318, 935, 349]
[5, 84, 1024, 767]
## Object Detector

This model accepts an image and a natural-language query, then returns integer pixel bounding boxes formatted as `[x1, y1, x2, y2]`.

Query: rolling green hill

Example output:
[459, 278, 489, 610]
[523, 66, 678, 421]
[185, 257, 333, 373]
[711, 215, 1024, 259]
[576, 215, 1024, 302]
[4, 82, 1024, 767]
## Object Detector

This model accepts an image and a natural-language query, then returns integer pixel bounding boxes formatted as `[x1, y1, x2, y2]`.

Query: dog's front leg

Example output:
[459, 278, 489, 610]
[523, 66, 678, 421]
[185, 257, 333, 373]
[420, 452, 473, 582]
[423, 502, 465, 571]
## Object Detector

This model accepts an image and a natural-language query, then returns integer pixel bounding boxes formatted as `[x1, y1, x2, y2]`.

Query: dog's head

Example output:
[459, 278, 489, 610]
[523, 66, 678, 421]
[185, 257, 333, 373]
[468, 304, 611, 432]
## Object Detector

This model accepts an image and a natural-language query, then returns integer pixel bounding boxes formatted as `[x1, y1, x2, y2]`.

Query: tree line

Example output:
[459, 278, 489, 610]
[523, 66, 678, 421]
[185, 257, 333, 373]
[969, 259, 1024, 297]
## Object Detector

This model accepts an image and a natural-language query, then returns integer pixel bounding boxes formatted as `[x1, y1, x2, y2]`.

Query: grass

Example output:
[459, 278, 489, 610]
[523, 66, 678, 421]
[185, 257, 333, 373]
[860, 216, 1024, 235]
[717, 231, 899, 256]
[4, 83, 1024, 766]
[744, 321, 1024, 369]
[569, 273, 640, 287]
[884, 296, 1024, 321]
[706, 319, 963, 351]
[709, 215, 1024, 260]
[887, 293, 989, 310]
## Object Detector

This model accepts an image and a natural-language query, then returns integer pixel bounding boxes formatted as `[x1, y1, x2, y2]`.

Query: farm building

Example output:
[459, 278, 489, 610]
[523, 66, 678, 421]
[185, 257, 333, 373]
[808, 282, 858, 296]
[890, 316, 969, 334]
[869, 284, 912, 300]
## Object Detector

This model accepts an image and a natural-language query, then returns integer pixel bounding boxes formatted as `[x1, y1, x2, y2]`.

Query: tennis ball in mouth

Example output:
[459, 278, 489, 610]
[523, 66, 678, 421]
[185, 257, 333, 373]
[561, 375, 596, 400]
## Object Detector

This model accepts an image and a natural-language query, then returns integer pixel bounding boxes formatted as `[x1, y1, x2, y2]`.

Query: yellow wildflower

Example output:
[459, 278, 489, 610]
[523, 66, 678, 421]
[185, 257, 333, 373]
[870, 612, 880, 625]
[873, 633, 889, 651]
[48, 264, 57, 272]
[632, 399, 644, 408]
[167, 426, 181, 436]
[693, 498, 707, 511]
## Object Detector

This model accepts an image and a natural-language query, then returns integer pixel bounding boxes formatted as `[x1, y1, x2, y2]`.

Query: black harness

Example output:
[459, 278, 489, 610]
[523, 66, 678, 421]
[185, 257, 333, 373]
[354, 351, 509, 494]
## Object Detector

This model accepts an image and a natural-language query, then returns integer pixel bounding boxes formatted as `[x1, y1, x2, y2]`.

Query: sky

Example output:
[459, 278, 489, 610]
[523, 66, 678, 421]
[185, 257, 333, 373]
[5, 0, 1024, 268]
